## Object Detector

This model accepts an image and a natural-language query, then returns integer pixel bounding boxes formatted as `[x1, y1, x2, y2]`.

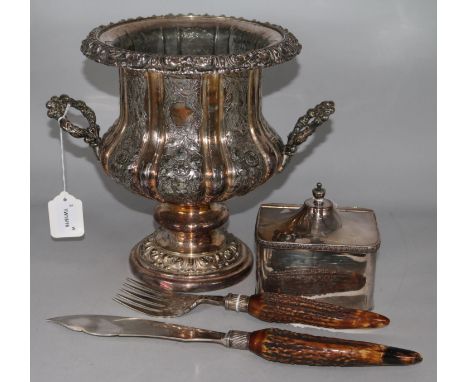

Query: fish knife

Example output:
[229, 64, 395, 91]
[48, 315, 422, 367]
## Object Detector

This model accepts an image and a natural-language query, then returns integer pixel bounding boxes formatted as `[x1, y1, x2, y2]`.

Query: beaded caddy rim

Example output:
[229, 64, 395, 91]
[80, 14, 302, 74]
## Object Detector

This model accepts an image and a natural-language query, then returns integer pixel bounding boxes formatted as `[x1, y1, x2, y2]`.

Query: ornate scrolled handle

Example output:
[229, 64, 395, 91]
[280, 101, 335, 170]
[46, 94, 101, 159]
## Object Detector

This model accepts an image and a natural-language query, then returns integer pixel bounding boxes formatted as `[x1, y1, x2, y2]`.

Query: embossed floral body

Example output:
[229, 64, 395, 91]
[46, 15, 334, 291]
[100, 69, 284, 204]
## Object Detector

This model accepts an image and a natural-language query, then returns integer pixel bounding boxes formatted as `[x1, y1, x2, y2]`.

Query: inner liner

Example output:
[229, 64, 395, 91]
[99, 17, 284, 56]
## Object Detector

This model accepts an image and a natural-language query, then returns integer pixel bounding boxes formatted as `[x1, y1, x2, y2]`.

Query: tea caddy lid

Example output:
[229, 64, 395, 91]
[255, 182, 380, 253]
[278, 182, 343, 240]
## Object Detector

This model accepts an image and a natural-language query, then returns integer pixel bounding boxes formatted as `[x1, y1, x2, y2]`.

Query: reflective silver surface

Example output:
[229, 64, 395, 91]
[45, 88, 334, 291]
[45, 14, 335, 291]
[48, 314, 251, 350]
[81, 14, 301, 73]
[48, 314, 226, 344]
[32, 0, 437, 378]
[256, 184, 380, 310]
[114, 277, 249, 317]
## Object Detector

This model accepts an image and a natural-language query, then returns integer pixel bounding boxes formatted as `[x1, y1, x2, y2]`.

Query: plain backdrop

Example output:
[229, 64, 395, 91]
[31, 0, 436, 381]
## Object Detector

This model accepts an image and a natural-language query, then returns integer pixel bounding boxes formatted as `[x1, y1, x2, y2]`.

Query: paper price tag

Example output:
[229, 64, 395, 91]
[48, 191, 85, 238]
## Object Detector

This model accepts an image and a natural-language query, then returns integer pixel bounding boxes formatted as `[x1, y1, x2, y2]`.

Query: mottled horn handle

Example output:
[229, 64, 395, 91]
[247, 293, 390, 329]
[248, 328, 422, 366]
[46, 94, 101, 158]
[280, 100, 335, 170]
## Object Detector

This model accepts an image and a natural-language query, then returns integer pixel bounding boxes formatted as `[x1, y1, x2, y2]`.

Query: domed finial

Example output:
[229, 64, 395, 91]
[312, 182, 326, 199]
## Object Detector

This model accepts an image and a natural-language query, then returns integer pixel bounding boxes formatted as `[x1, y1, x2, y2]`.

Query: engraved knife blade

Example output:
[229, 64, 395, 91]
[47, 315, 227, 344]
[48, 315, 422, 366]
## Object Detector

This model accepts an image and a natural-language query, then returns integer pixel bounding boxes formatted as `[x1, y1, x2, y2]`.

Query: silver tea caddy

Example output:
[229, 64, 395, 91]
[255, 183, 380, 310]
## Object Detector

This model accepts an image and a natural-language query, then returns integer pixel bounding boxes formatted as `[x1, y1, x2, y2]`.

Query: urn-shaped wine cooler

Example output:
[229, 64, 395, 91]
[46, 14, 335, 291]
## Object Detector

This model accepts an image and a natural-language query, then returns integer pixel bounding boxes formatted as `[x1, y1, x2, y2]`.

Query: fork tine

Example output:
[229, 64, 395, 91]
[121, 283, 171, 303]
[119, 287, 169, 306]
[113, 296, 180, 317]
[115, 293, 166, 310]
[112, 297, 174, 317]
[122, 281, 157, 295]
[117, 278, 196, 318]
[115, 294, 174, 315]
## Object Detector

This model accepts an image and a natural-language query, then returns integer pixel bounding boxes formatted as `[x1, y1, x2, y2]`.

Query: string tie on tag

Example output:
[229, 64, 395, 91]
[57, 104, 70, 192]
[58, 103, 71, 124]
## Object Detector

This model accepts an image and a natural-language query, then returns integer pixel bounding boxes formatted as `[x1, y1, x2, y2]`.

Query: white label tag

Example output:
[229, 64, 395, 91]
[48, 191, 85, 238]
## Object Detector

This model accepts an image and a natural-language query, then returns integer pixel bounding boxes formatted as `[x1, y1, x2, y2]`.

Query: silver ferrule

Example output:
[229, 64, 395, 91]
[224, 294, 250, 312]
[222, 330, 250, 350]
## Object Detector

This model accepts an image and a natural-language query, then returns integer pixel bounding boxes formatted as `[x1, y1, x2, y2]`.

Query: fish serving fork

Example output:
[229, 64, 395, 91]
[114, 278, 390, 329]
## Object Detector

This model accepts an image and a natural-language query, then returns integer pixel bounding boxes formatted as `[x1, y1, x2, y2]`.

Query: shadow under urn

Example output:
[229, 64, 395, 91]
[46, 14, 335, 291]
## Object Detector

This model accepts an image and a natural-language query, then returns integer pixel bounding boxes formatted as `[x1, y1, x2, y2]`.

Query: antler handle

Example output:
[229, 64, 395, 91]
[247, 328, 422, 366]
[247, 293, 389, 329]
[224, 292, 389, 329]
